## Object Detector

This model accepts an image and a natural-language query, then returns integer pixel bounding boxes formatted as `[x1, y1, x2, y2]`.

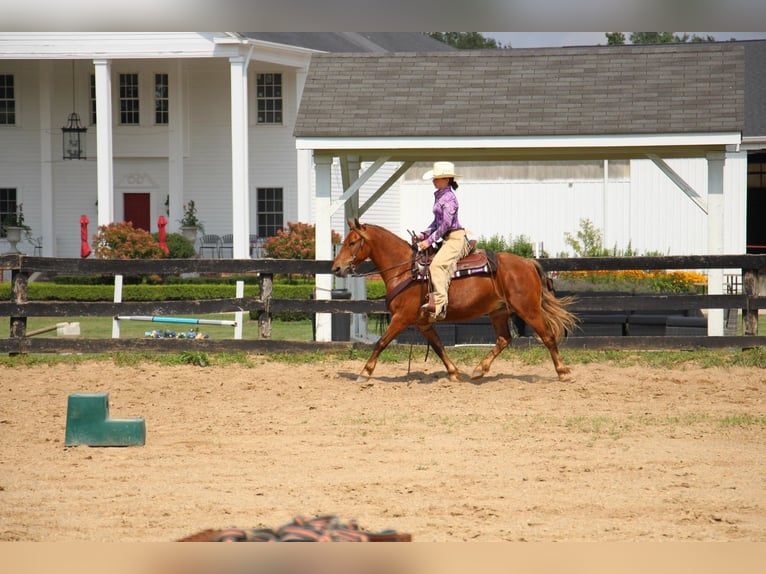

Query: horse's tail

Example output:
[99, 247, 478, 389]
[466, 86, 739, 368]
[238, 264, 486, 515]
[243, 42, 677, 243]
[532, 259, 579, 342]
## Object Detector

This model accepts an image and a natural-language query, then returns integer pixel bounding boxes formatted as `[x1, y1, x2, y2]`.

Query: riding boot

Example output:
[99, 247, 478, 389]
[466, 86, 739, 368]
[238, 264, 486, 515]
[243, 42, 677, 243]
[421, 293, 437, 314]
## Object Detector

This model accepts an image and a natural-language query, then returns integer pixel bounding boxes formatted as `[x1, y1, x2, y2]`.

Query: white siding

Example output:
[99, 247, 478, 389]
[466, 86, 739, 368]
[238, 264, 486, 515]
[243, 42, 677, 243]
[397, 156, 747, 258]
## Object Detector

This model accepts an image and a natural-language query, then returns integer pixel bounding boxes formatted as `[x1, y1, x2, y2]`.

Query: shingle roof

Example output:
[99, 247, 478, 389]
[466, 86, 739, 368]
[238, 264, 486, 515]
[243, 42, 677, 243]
[294, 43, 745, 139]
[244, 32, 455, 53]
[744, 41, 766, 137]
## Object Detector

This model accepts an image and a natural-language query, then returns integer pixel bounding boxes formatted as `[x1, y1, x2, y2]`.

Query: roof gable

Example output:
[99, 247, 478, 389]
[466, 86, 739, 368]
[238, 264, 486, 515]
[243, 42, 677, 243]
[243, 32, 455, 53]
[295, 43, 745, 139]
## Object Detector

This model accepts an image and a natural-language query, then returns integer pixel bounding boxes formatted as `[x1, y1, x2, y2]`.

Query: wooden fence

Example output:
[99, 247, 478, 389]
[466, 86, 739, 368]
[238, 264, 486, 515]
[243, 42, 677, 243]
[1, 253, 765, 354]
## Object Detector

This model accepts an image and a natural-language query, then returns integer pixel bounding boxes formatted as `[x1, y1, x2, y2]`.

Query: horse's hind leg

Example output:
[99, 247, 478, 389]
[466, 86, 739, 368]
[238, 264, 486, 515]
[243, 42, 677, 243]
[416, 323, 461, 382]
[514, 306, 571, 381]
[471, 309, 512, 380]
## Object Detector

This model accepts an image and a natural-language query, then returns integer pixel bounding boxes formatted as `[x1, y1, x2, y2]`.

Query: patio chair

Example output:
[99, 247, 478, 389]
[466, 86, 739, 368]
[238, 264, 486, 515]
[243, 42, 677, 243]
[249, 235, 265, 258]
[25, 232, 43, 256]
[219, 234, 234, 258]
[198, 234, 222, 258]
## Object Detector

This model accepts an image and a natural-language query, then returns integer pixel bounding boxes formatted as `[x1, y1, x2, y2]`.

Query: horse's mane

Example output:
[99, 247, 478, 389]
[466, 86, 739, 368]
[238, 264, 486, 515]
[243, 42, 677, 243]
[361, 223, 410, 249]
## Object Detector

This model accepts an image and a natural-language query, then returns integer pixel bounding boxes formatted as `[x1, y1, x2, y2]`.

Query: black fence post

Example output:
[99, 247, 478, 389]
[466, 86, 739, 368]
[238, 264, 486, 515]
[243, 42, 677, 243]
[10, 268, 28, 354]
[258, 272, 273, 339]
[742, 268, 759, 336]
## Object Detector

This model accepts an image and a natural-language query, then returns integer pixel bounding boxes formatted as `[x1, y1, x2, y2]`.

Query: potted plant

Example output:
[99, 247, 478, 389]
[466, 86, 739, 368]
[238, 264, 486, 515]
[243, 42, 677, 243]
[178, 200, 204, 242]
[2, 203, 31, 253]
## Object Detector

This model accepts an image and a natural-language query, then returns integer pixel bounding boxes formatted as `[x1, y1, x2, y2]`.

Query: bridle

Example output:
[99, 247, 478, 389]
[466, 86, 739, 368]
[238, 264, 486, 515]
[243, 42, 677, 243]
[345, 234, 367, 275]
[344, 231, 415, 279]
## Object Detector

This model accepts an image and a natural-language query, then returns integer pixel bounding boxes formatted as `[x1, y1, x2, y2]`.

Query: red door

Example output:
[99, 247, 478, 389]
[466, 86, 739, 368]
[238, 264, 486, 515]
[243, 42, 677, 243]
[123, 193, 151, 231]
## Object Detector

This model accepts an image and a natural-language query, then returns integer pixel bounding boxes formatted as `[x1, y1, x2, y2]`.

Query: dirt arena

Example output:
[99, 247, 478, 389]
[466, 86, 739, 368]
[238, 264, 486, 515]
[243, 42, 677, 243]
[1, 352, 764, 542]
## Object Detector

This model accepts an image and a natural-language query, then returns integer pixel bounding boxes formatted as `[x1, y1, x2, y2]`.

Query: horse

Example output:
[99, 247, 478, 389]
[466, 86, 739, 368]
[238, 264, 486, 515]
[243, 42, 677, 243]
[331, 220, 578, 383]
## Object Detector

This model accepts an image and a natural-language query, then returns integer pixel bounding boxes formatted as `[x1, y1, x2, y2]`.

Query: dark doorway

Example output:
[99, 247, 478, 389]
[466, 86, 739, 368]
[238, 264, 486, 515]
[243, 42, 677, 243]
[124, 193, 151, 231]
[747, 153, 766, 254]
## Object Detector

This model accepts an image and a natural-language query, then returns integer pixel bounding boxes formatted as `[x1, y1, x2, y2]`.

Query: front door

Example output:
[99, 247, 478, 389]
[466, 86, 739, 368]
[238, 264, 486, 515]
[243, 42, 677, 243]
[124, 193, 151, 231]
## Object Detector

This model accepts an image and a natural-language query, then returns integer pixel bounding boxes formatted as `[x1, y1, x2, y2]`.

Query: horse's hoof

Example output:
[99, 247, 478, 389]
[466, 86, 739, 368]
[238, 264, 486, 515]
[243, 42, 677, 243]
[558, 371, 573, 382]
[356, 373, 371, 383]
[470, 368, 485, 380]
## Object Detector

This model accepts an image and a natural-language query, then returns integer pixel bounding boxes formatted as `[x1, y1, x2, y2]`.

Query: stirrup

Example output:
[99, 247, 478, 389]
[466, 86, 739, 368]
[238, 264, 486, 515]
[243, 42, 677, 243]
[421, 293, 436, 314]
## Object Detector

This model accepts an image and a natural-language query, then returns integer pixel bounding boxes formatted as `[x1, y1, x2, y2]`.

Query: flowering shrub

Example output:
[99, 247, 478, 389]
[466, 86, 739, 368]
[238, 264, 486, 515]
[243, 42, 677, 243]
[178, 200, 204, 231]
[555, 269, 708, 293]
[93, 221, 166, 260]
[263, 222, 341, 259]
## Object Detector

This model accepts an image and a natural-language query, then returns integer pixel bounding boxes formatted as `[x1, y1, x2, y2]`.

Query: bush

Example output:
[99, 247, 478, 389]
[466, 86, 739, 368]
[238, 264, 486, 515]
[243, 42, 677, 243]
[476, 233, 538, 257]
[152, 232, 197, 258]
[93, 221, 166, 260]
[263, 222, 341, 259]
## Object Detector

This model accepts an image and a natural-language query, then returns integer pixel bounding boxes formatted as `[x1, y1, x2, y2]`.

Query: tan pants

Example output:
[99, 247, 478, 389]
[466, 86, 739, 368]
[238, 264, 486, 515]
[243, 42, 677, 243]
[429, 229, 470, 317]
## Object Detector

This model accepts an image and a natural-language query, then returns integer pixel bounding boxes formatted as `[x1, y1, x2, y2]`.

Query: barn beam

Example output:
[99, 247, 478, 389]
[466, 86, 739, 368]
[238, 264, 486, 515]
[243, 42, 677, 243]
[330, 155, 390, 215]
[646, 153, 708, 214]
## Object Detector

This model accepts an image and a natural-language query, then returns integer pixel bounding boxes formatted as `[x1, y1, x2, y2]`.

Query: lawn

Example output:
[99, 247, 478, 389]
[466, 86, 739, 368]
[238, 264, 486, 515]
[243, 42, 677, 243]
[21, 316, 314, 341]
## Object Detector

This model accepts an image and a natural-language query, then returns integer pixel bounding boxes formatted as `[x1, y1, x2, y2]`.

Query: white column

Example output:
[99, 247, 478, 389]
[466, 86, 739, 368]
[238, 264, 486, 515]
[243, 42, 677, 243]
[38, 61, 53, 256]
[314, 153, 334, 342]
[706, 152, 725, 336]
[168, 60, 184, 232]
[295, 68, 312, 223]
[230, 55, 250, 258]
[93, 59, 114, 225]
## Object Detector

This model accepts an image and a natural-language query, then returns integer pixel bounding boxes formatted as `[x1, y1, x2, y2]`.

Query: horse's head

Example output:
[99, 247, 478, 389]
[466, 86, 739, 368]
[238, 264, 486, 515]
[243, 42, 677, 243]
[331, 219, 371, 277]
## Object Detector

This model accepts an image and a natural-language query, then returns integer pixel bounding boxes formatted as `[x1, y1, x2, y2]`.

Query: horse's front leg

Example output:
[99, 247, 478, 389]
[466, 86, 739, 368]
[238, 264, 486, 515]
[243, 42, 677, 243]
[416, 322, 461, 382]
[356, 315, 409, 383]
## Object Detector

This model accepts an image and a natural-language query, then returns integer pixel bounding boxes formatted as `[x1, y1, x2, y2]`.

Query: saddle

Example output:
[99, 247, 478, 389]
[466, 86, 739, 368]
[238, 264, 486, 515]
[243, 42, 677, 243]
[385, 241, 497, 310]
[414, 240, 497, 280]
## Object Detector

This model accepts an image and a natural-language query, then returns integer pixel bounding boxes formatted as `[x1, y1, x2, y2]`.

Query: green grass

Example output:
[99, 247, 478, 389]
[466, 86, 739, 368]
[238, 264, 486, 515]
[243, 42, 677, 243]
[22, 315, 314, 341]
[4, 316, 766, 370]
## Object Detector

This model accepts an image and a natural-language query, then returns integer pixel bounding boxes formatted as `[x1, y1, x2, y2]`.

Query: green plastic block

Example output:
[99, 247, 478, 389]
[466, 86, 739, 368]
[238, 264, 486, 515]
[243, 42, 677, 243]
[65, 392, 146, 447]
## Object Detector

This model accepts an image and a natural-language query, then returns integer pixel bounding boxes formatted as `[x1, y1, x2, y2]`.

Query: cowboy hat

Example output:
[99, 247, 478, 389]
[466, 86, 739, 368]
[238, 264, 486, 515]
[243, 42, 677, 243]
[422, 161, 459, 180]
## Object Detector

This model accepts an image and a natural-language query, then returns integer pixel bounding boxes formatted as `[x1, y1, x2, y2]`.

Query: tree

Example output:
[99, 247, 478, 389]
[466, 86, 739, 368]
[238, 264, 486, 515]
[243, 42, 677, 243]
[605, 32, 717, 45]
[428, 32, 506, 49]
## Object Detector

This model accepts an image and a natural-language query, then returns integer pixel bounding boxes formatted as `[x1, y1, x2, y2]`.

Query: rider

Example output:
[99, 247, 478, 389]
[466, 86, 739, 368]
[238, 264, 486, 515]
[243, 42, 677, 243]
[415, 161, 471, 322]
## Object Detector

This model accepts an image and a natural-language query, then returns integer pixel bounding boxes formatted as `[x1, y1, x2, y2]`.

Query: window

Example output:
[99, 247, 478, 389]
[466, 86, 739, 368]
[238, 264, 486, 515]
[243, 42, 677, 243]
[256, 73, 282, 124]
[154, 73, 169, 125]
[89, 74, 97, 125]
[256, 187, 283, 237]
[747, 153, 766, 188]
[119, 73, 139, 125]
[0, 74, 16, 125]
[0, 188, 18, 238]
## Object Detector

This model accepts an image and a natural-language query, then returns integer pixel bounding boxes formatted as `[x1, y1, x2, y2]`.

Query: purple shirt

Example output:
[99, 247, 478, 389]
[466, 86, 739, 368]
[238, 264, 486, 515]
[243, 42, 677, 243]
[421, 186, 462, 247]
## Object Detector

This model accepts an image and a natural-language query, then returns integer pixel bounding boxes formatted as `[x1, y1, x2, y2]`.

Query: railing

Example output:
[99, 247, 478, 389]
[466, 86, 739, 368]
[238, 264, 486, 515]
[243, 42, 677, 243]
[2, 253, 765, 354]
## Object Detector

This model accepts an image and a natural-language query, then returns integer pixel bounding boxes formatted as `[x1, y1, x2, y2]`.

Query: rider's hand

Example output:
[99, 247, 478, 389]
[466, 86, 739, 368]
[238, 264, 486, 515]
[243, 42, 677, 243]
[417, 240, 428, 251]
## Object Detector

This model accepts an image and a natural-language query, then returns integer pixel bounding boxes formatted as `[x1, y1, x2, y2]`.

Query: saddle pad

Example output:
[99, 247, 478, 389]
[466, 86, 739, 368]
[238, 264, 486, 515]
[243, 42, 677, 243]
[416, 248, 496, 281]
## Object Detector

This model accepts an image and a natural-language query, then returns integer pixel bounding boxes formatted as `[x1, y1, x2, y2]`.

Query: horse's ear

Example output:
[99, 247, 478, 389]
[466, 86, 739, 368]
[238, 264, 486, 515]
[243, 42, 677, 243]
[347, 219, 355, 230]
[354, 217, 361, 229]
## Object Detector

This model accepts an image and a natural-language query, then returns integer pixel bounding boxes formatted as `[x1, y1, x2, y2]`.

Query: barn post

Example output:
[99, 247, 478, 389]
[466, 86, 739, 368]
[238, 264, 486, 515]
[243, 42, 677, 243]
[314, 153, 334, 342]
[706, 152, 725, 336]
[339, 155, 368, 341]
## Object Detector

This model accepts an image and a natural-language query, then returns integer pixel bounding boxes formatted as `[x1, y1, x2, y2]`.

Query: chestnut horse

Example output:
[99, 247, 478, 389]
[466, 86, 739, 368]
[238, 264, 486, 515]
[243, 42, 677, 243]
[331, 220, 578, 383]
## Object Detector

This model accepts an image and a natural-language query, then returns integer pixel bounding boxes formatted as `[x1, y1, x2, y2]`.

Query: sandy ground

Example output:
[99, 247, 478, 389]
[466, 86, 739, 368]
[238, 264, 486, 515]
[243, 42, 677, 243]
[0, 353, 764, 542]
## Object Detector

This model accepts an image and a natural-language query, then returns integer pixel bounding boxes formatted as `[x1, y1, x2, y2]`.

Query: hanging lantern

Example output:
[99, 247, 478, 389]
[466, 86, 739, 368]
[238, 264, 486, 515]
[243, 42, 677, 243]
[62, 112, 87, 160]
[62, 61, 87, 160]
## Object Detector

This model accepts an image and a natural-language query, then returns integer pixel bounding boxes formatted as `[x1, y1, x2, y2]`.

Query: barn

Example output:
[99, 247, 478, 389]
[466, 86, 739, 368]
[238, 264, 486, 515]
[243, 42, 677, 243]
[293, 41, 766, 340]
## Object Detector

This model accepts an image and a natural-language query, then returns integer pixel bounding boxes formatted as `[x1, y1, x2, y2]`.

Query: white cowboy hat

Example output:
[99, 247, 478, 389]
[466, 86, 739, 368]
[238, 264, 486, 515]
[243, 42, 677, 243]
[422, 161, 459, 180]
